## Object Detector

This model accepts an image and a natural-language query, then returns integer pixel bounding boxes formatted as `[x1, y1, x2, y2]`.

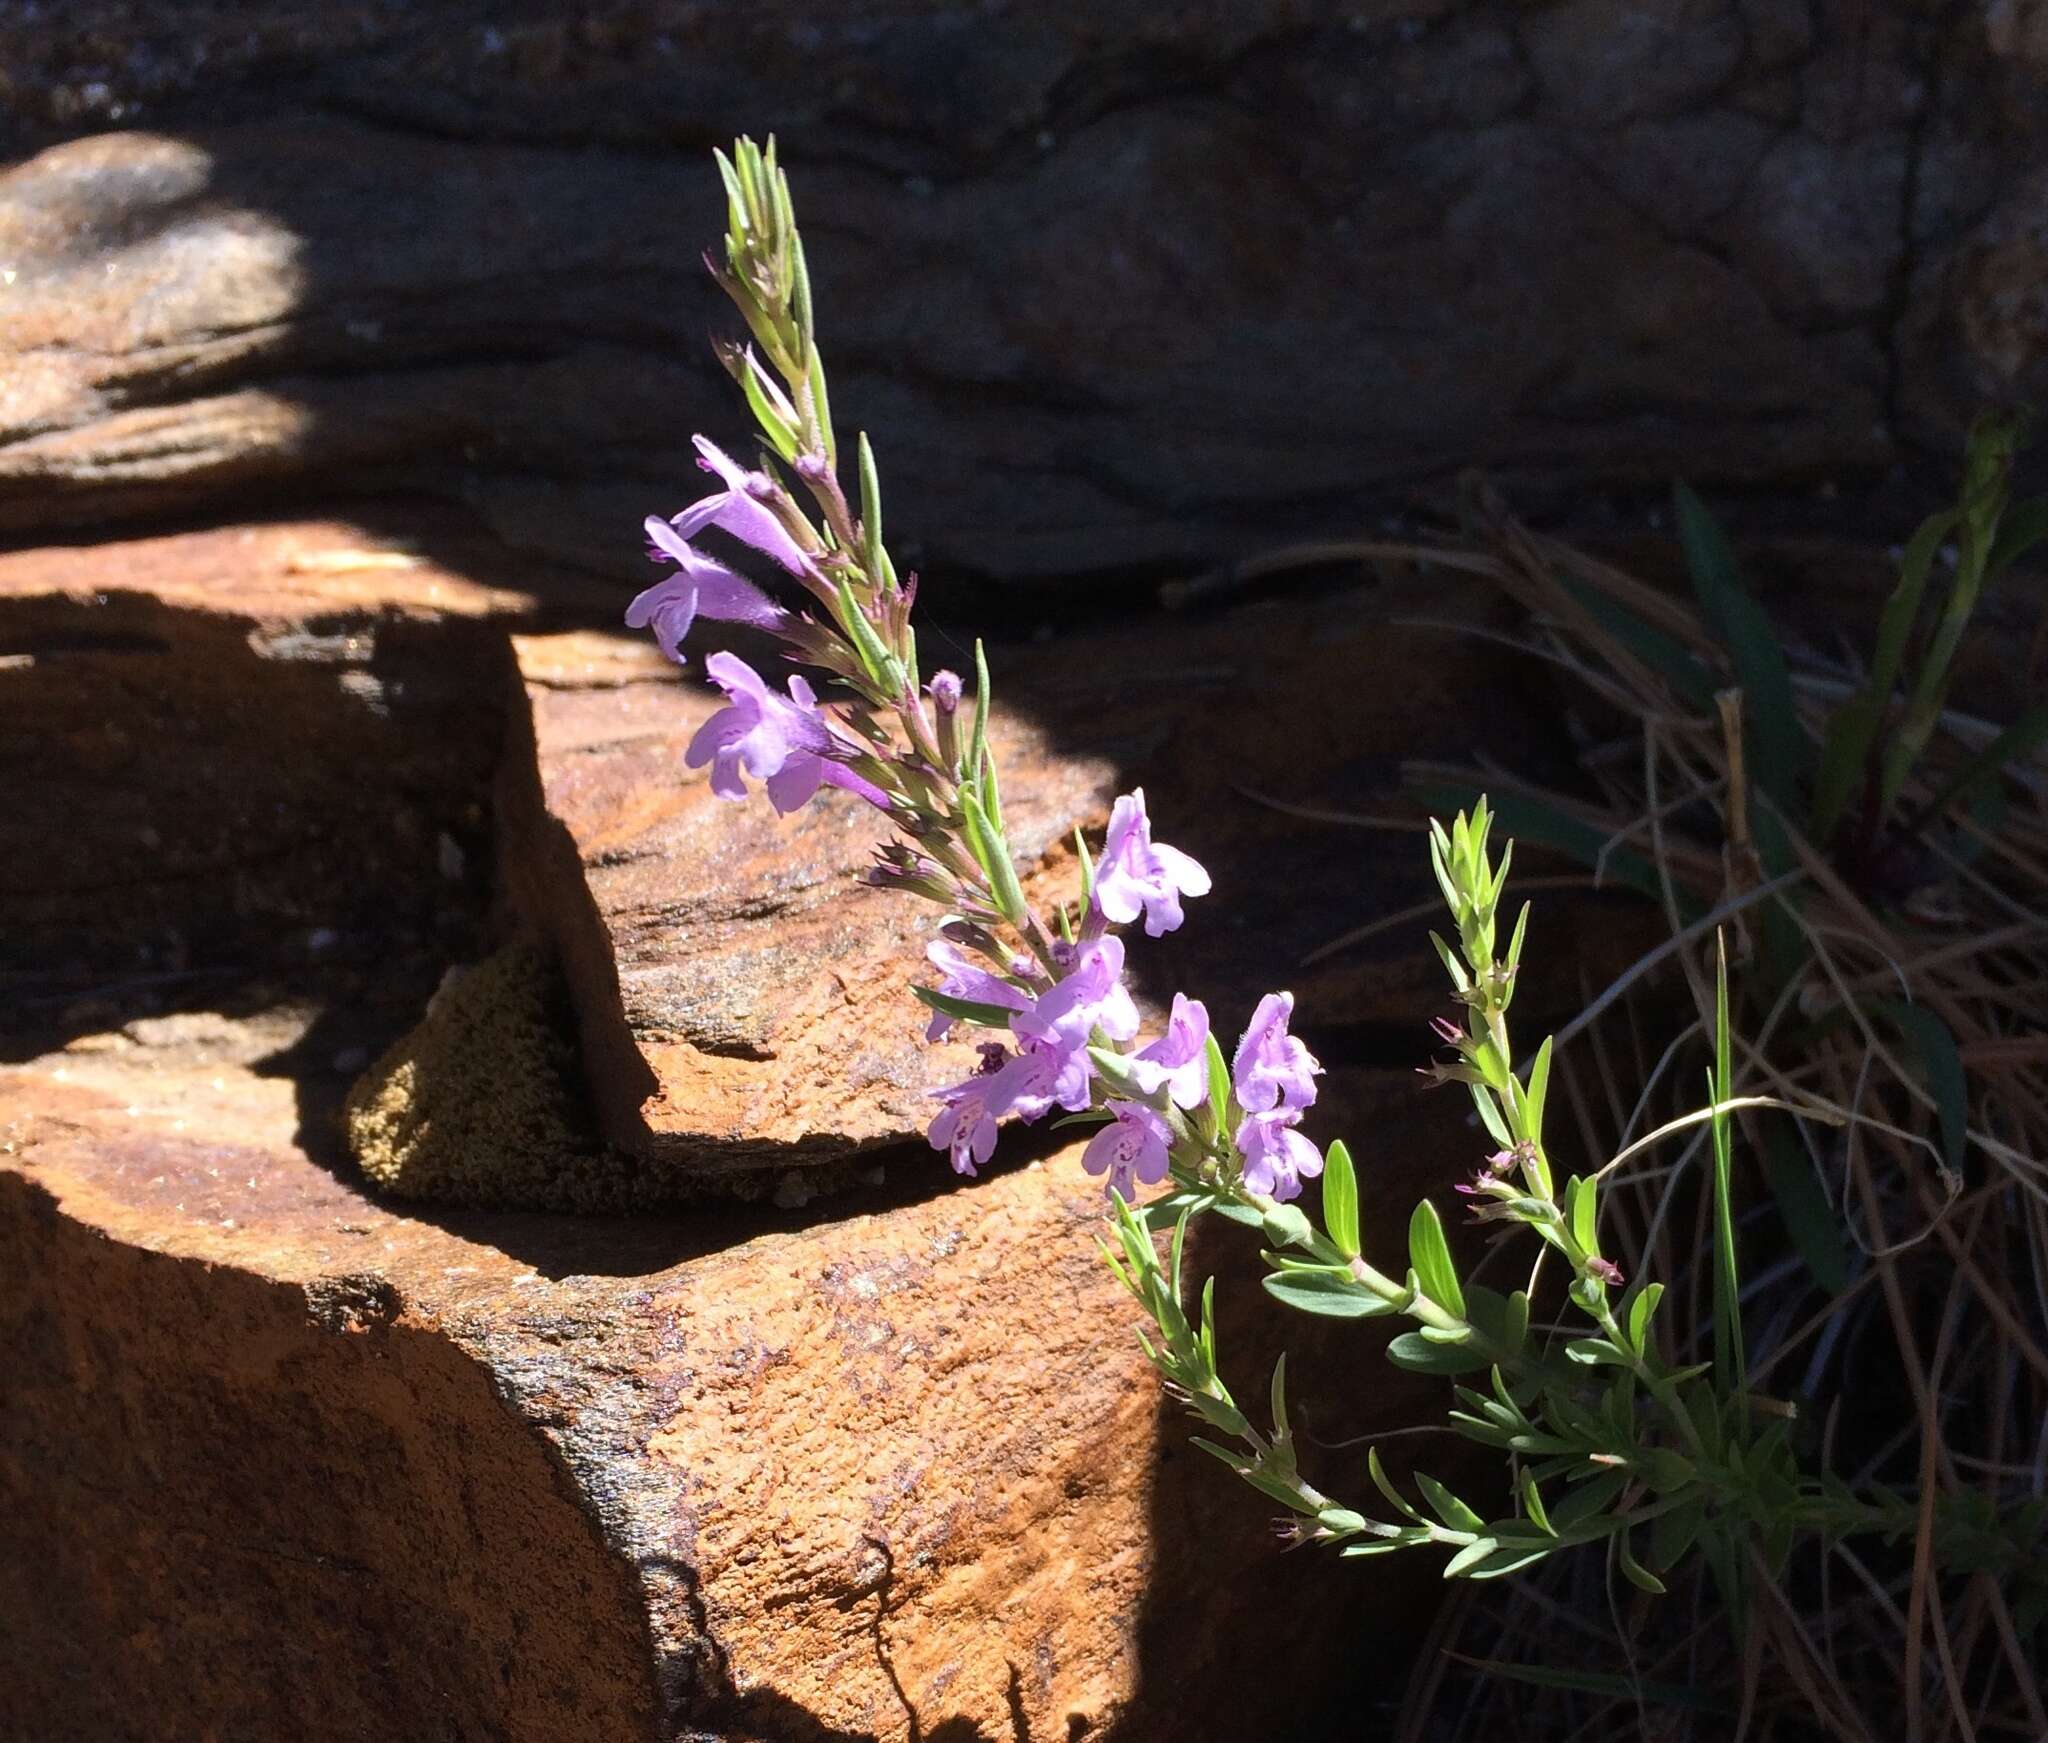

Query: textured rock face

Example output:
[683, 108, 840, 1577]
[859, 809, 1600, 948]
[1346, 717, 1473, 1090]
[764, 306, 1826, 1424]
[1, 966, 1470, 1742]
[2, 3, 2045, 581]
[3, 509, 1509, 1738]
[496, 630, 1119, 1176]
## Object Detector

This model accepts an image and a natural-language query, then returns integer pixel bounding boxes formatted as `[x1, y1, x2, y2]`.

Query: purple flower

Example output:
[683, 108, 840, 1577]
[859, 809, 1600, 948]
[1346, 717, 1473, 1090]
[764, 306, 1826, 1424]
[627, 532, 788, 665]
[974, 1036, 1092, 1127]
[667, 435, 816, 575]
[687, 651, 879, 815]
[1236, 1109, 1323, 1202]
[1584, 1255, 1625, 1288]
[1127, 993, 1212, 1111]
[1081, 1102, 1173, 1200]
[1012, 935, 1140, 1053]
[1232, 992, 1322, 1114]
[1091, 788, 1212, 937]
[928, 670, 963, 712]
[929, 1076, 1000, 1177]
[922, 940, 1030, 1042]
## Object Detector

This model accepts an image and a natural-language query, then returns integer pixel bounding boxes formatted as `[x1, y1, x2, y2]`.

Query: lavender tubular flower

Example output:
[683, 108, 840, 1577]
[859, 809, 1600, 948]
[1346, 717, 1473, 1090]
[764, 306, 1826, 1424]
[929, 1075, 1000, 1177]
[1082, 1103, 1173, 1199]
[1011, 935, 1140, 1053]
[1092, 788, 1211, 937]
[670, 436, 818, 573]
[1236, 1108, 1323, 1201]
[987, 1038, 1092, 1124]
[922, 940, 1030, 1042]
[686, 652, 886, 814]
[1232, 992, 1322, 1114]
[628, 531, 789, 665]
[1126, 993, 1212, 1111]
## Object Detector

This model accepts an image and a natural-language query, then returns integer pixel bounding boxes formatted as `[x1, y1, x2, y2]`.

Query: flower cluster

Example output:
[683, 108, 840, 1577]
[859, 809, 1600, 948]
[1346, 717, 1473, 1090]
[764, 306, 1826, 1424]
[625, 137, 1331, 1211]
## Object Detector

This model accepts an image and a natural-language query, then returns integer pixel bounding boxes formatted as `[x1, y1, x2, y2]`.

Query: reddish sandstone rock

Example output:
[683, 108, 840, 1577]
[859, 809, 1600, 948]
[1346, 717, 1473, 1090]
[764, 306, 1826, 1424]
[496, 630, 1117, 1176]
[0, 507, 1667, 1738]
[1, 1020, 1464, 1742]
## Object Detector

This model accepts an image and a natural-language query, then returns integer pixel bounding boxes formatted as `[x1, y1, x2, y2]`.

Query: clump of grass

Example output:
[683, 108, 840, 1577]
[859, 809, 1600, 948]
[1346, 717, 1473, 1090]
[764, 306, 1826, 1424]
[1284, 425, 2047, 1740]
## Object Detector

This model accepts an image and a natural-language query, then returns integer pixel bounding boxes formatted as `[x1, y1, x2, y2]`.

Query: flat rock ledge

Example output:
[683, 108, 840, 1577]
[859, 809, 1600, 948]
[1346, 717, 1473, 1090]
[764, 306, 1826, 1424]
[3, 1018, 1471, 1741]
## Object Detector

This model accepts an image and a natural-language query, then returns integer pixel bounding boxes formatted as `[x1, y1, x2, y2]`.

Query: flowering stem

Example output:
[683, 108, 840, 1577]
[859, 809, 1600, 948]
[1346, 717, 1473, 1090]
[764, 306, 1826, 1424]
[625, 138, 2048, 1602]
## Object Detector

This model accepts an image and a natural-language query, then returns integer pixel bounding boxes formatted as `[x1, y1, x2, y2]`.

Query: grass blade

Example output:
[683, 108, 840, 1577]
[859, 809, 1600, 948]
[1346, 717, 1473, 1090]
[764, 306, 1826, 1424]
[1675, 484, 1808, 806]
[1710, 932, 1744, 1397]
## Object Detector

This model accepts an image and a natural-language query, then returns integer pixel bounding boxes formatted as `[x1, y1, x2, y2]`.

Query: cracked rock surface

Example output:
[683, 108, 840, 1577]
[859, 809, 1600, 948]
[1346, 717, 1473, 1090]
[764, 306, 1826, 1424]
[3, 3, 2045, 581]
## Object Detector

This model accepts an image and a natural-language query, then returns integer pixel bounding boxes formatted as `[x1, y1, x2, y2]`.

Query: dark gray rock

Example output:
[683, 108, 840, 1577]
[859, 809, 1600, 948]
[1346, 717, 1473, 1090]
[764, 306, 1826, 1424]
[1, 2, 2044, 580]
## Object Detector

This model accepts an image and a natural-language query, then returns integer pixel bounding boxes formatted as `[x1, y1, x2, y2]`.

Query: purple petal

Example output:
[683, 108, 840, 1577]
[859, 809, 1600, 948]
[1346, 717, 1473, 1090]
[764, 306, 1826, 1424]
[1153, 841, 1211, 898]
[684, 705, 751, 772]
[692, 568, 790, 630]
[765, 751, 826, 815]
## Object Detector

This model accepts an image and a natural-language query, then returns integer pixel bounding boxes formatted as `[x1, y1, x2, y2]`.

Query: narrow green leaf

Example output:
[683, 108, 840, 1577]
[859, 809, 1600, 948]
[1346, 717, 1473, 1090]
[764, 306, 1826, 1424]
[1261, 1203, 1315, 1251]
[1139, 1191, 1213, 1232]
[1549, 1471, 1628, 1530]
[1188, 1437, 1251, 1473]
[1458, 1545, 1555, 1580]
[1812, 510, 1956, 837]
[1650, 1497, 1706, 1572]
[1874, 999, 1969, 1176]
[1412, 785, 1664, 902]
[1471, 1085, 1514, 1148]
[1760, 1122, 1850, 1295]
[1675, 483, 1807, 802]
[734, 354, 802, 462]
[1338, 1537, 1417, 1559]
[1415, 1472, 1487, 1535]
[1985, 491, 2048, 581]
[856, 431, 884, 582]
[1519, 1036, 1552, 1148]
[1386, 1331, 1490, 1375]
[1453, 1658, 1734, 1712]
[968, 639, 993, 798]
[1710, 933, 1744, 1395]
[1086, 1045, 1150, 1101]
[1915, 705, 2048, 826]
[1261, 1271, 1385, 1319]
[1521, 1473, 1556, 1537]
[1559, 577, 1717, 707]
[1240, 1467, 1311, 1510]
[1407, 1199, 1465, 1315]
[1443, 1537, 1501, 1578]
[1321, 1139, 1361, 1258]
[1567, 1173, 1598, 1256]
[1626, 1281, 1666, 1352]
[1368, 1447, 1425, 1522]
[1812, 689, 1885, 843]
[1503, 1292, 1530, 1356]
[911, 985, 1019, 1029]
[1202, 1032, 1232, 1141]
[963, 788, 1028, 929]
[1617, 1535, 1668, 1595]
[833, 574, 901, 692]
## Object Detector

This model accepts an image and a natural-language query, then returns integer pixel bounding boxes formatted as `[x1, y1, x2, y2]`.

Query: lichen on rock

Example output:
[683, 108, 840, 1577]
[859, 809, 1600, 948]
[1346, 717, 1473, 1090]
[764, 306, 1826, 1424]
[345, 934, 636, 1211]
[344, 934, 863, 1210]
